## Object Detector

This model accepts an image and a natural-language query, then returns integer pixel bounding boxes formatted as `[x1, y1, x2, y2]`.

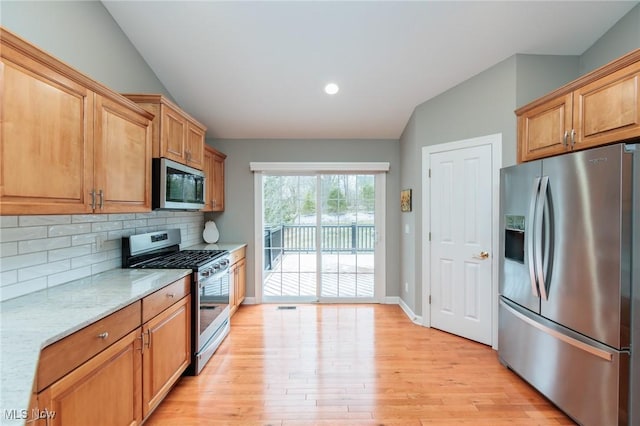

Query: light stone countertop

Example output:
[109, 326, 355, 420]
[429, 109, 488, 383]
[184, 242, 247, 253]
[0, 268, 192, 426]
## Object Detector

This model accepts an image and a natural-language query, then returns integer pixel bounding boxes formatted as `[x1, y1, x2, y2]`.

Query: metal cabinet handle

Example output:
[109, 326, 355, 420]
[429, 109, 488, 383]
[570, 129, 576, 147]
[167, 293, 175, 298]
[97, 332, 109, 339]
[563, 130, 568, 147]
[98, 189, 104, 209]
[89, 190, 96, 209]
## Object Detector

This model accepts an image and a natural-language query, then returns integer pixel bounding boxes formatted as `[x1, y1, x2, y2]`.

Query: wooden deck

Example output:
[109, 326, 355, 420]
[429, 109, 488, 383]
[263, 252, 374, 298]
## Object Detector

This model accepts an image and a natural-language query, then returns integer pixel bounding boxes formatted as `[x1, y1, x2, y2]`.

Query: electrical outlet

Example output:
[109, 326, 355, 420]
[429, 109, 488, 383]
[404, 224, 410, 234]
[404, 282, 409, 292]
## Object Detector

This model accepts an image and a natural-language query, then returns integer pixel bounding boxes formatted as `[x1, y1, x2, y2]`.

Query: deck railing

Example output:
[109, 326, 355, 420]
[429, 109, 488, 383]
[264, 223, 375, 270]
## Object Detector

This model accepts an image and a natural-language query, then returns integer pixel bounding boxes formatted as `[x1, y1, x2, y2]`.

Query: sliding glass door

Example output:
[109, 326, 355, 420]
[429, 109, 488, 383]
[261, 172, 383, 303]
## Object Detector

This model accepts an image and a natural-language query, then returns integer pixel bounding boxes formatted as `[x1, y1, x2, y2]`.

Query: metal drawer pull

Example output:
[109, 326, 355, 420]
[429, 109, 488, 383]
[167, 293, 175, 298]
[97, 332, 109, 339]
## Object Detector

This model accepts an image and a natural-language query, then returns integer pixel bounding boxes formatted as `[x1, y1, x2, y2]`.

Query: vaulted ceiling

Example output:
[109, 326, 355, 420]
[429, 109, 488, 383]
[103, 1, 637, 140]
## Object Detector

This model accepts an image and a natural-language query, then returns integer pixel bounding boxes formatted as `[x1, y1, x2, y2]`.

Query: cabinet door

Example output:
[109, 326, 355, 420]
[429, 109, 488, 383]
[142, 295, 191, 419]
[186, 122, 205, 170]
[573, 61, 640, 150]
[94, 95, 152, 213]
[0, 44, 94, 214]
[211, 152, 225, 211]
[517, 93, 572, 162]
[202, 148, 214, 212]
[38, 328, 142, 426]
[235, 258, 246, 307]
[229, 262, 238, 315]
[159, 105, 187, 163]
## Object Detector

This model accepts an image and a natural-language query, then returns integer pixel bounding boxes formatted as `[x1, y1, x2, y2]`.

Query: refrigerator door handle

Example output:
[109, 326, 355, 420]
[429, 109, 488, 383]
[500, 299, 614, 362]
[527, 177, 541, 297]
[535, 176, 549, 300]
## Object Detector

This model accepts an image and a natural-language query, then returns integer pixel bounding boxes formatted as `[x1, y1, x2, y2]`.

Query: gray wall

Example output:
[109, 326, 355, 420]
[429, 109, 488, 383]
[205, 139, 400, 300]
[398, 3, 640, 317]
[399, 56, 517, 316]
[580, 3, 640, 75]
[0, 0, 171, 96]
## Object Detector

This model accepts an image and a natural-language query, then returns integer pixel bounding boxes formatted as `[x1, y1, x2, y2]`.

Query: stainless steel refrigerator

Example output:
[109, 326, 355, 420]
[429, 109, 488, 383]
[498, 142, 639, 426]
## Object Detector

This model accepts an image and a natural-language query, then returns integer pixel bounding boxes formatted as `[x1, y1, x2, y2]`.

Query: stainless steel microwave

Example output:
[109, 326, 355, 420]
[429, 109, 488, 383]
[152, 158, 205, 210]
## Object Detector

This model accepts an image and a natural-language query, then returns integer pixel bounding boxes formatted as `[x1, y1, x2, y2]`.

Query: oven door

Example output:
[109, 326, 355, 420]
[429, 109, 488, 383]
[192, 266, 230, 374]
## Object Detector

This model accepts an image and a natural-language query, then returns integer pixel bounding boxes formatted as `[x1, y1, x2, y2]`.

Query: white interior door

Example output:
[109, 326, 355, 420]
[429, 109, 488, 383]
[429, 143, 494, 345]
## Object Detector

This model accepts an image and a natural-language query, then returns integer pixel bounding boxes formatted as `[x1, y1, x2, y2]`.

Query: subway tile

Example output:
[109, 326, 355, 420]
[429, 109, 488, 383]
[107, 229, 134, 241]
[0, 252, 48, 271]
[47, 266, 92, 288]
[91, 221, 122, 233]
[0, 242, 18, 257]
[123, 219, 148, 229]
[72, 214, 107, 223]
[91, 258, 120, 275]
[1, 270, 18, 286]
[101, 239, 120, 251]
[0, 278, 47, 302]
[72, 233, 100, 247]
[108, 213, 136, 221]
[19, 260, 70, 281]
[19, 236, 71, 254]
[48, 223, 92, 237]
[19, 215, 71, 226]
[0, 226, 48, 242]
[48, 245, 92, 262]
[147, 218, 167, 226]
[135, 212, 156, 219]
[72, 252, 107, 269]
[134, 226, 157, 234]
[0, 216, 18, 228]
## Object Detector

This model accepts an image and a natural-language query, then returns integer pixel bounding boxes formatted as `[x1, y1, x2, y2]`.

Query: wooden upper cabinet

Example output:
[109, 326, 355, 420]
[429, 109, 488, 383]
[186, 122, 205, 169]
[94, 94, 152, 213]
[0, 27, 153, 215]
[202, 145, 226, 212]
[1, 34, 94, 214]
[573, 60, 640, 150]
[123, 94, 206, 170]
[518, 93, 573, 162]
[516, 49, 640, 162]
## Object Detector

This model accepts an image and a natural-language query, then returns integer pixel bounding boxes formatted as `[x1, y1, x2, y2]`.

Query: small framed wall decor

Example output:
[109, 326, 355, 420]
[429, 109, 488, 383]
[400, 189, 412, 212]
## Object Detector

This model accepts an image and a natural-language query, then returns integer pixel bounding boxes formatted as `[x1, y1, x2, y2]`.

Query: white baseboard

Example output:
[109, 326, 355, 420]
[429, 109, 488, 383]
[398, 297, 424, 326]
[240, 296, 424, 326]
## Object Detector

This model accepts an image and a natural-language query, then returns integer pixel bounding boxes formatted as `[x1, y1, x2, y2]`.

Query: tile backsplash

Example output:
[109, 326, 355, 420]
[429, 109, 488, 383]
[0, 211, 205, 301]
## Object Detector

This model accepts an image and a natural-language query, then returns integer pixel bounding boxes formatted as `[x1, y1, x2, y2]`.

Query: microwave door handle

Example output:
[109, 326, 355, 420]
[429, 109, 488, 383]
[527, 177, 541, 297]
[535, 176, 549, 300]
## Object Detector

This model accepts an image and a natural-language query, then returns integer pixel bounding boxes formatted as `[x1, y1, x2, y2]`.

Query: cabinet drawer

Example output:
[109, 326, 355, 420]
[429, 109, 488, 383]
[37, 301, 141, 392]
[142, 276, 190, 323]
[229, 246, 246, 265]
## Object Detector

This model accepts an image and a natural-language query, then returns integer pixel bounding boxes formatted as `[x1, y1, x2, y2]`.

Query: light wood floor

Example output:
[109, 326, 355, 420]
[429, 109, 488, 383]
[146, 304, 574, 426]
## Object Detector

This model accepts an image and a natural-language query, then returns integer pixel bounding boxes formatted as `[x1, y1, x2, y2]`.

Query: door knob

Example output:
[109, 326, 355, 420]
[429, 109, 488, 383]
[473, 251, 490, 260]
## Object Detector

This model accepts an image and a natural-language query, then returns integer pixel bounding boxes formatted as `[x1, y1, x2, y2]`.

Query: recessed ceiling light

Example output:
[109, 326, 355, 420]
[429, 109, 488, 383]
[324, 82, 339, 95]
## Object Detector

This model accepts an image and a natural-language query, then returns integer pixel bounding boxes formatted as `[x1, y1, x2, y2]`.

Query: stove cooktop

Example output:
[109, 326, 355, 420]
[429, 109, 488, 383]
[135, 249, 228, 269]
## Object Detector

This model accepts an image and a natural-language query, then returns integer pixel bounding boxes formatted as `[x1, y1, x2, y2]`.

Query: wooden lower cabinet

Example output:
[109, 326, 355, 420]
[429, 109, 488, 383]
[229, 246, 247, 316]
[37, 328, 142, 426]
[36, 282, 191, 425]
[142, 295, 191, 418]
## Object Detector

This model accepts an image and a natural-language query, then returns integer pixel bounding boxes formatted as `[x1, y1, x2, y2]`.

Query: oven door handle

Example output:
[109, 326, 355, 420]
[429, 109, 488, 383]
[199, 271, 229, 289]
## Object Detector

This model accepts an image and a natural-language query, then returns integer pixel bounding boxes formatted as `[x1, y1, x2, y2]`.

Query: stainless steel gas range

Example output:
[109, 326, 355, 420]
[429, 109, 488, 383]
[122, 229, 230, 375]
